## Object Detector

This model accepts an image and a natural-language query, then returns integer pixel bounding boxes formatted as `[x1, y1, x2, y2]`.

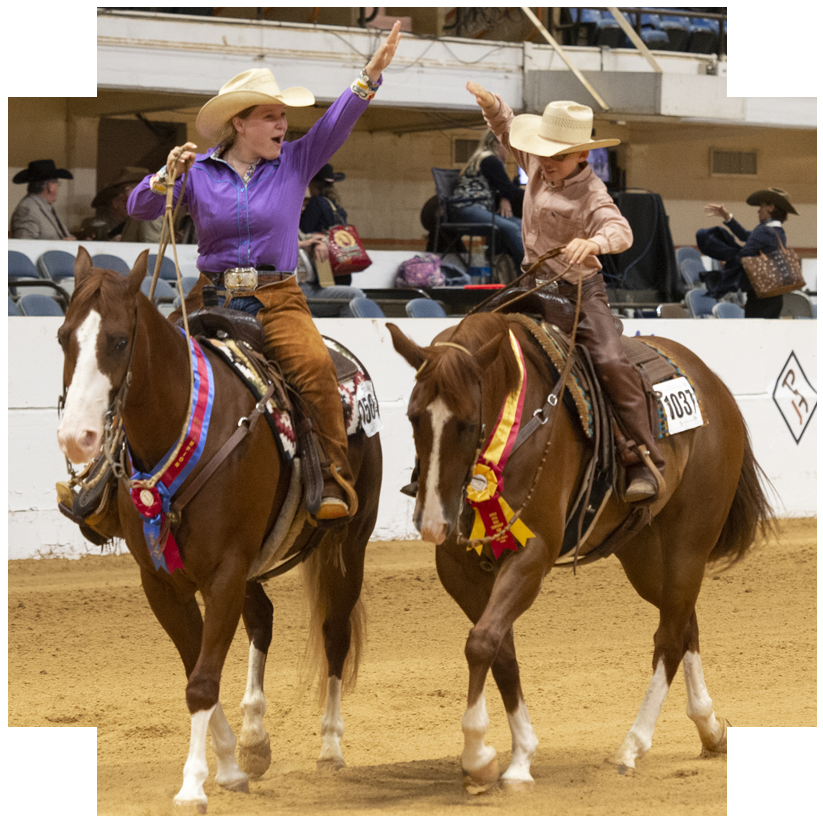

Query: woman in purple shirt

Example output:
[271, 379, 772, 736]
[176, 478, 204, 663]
[128, 22, 401, 521]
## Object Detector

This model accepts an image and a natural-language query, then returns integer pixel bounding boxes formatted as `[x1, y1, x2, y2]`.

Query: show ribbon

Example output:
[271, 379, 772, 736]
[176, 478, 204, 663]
[128, 337, 215, 573]
[466, 331, 535, 558]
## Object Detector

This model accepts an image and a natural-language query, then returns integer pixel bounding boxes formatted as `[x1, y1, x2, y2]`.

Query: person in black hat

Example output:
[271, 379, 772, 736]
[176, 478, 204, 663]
[300, 163, 355, 284]
[696, 187, 799, 318]
[10, 159, 76, 240]
[300, 163, 347, 234]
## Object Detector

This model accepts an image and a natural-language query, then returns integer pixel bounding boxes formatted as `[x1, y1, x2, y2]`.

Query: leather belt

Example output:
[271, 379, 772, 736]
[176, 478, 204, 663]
[202, 266, 295, 290]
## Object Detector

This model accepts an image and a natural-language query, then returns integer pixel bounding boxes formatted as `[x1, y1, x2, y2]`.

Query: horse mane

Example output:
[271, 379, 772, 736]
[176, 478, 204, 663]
[417, 313, 522, 416]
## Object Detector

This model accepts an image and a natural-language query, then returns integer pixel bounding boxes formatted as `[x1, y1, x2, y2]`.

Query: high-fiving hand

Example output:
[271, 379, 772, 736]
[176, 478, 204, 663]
[365, 21, 403, 83]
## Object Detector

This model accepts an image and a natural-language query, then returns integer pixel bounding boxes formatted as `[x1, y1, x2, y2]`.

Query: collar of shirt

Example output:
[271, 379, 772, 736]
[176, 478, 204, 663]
[765, 219, 783, 227]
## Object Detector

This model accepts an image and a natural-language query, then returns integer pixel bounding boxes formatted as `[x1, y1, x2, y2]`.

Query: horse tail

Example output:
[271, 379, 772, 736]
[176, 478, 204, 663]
[300, 531, 366, 707]
[709, 420, 778, 568]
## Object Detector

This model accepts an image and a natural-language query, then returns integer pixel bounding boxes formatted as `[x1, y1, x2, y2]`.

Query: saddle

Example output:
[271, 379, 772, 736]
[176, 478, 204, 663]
[186, 305, 359, 517]
[500, 290, 693, 568]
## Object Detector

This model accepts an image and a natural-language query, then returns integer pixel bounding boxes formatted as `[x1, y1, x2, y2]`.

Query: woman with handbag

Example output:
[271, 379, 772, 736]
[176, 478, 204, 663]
[128, 22, 402, 522]
[696, 187, 799, 318]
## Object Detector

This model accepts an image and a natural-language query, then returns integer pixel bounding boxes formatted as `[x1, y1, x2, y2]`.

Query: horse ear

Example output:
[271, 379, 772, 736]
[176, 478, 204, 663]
[386, 322, 426, 371]
[73, 246, 93, 288]
[127, 249, 150, 293]
[472, 332, 506, 374]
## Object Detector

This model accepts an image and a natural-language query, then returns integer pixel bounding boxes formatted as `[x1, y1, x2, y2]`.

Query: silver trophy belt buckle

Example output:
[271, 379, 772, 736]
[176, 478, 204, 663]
[222, 267, 258, 294]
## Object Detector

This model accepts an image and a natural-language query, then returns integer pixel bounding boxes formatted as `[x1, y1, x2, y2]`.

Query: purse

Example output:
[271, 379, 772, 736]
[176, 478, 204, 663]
[741, 231, 805, 298]
[323, 198, 372, 277]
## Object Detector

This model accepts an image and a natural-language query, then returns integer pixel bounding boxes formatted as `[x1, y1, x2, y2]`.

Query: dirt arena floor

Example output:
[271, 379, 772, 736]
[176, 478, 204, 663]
[8, 518, 816, 816]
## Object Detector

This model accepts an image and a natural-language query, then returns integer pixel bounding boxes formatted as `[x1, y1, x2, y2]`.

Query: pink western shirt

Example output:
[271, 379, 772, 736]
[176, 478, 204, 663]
[483, 95, 633, 284]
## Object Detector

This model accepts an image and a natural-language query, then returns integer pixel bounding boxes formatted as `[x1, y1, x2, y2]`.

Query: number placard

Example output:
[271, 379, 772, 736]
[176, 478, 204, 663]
[654, 376, 703, 435]
[355, 380, 382, 437]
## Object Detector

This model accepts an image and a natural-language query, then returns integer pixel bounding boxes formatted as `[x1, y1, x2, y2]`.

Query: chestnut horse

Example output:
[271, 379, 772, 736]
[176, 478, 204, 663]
[56, 249, 382, 813]
[388, 312, 772, 790]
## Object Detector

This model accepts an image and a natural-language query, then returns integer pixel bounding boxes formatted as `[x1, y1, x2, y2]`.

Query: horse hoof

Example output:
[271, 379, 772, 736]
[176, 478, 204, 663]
[238, 739, 272, 778]
[217, 773, 250, 793]
[317, 756, 346, 773]
[501, 777, 535, 793]
[605, 756, 636, 776]
[462, 756, 499, 794]
[700, 717, 730, 757]
[172, 798, 207, 816]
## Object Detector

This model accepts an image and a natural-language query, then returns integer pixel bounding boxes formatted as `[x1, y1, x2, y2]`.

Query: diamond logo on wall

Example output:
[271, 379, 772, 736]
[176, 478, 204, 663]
[773, 351, 817, 444]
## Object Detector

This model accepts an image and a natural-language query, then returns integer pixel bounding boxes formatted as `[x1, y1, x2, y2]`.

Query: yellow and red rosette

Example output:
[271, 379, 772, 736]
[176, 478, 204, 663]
[465, 331, 534, 558]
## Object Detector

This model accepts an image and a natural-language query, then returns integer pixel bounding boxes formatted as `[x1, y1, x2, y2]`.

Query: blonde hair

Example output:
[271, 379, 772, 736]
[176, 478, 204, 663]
[461, 130, 501, 176]
[214, 105, 256, 148]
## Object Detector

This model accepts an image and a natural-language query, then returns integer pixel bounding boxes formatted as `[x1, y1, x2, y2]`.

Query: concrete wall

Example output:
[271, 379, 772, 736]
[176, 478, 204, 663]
[7, 316, 817, 560]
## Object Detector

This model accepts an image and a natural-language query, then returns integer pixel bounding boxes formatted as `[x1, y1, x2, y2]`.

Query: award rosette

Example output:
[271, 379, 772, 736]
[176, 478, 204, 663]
[465, 331, 535, 558]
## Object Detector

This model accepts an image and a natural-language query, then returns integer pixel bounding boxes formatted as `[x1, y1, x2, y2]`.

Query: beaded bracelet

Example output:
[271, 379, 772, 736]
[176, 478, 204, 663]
[150, 164, 169, 195]
[351, 69, 380, 101]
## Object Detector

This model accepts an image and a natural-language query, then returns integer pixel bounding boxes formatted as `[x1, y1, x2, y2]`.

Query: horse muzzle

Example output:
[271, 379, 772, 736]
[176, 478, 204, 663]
[57, 424, 102, 465]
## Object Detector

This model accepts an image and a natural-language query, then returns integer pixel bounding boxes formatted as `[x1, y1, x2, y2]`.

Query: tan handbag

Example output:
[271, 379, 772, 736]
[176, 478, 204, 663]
[741, 231, 805, 298]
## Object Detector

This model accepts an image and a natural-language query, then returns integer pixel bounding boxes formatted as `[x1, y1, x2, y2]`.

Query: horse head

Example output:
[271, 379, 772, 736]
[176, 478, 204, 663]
[388, 317, 516, 545]
[56, 247, 149, 464]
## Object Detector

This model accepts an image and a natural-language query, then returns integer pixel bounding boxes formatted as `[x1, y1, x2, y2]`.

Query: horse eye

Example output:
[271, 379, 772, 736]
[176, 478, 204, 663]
[109, 336, 129, 353]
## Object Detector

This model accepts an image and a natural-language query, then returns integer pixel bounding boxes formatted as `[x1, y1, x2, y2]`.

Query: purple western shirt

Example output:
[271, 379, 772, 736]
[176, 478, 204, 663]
[127, 85, 373, 274]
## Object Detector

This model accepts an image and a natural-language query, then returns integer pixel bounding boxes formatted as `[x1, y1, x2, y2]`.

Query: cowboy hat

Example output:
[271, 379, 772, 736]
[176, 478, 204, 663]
[13, 159, 73, 184]
[312, 163, 346, 183]
[746, 187, 799, 216]
[510, 101, 620, 158]
[196, 68, 315, 143]
[91, 166, 151, 208]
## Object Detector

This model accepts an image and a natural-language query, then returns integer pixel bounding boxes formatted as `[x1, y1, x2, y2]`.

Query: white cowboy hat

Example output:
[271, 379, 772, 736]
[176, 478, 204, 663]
[196, 68, 315, 143]
[510, 100, 620, 158]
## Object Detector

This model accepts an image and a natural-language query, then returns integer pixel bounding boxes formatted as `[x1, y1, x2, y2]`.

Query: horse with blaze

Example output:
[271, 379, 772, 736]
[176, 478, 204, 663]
[388, 312, 772, 790]
[56, 248, 382, 813]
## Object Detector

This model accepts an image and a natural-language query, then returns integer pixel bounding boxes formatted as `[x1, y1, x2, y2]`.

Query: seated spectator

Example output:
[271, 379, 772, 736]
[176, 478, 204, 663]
[450, 130, 525, 267]
[77, 167, 162, 241]
[297, 188, 364, 317]
[10, 159, 75, 240]
[300, 164, 358, 286]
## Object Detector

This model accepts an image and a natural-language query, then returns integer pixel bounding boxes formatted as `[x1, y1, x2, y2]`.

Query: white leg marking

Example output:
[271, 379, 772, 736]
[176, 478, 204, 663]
[612, 659, 670, 770]
[501, 701, 539, 784]
[682, 651, 726, 751]
[174, 704, 217, 812]
[419, 398, 451, 544]
[238, 644, 271, 777]
[57, 310, 112, 463]
[318, 676, 345, 768]
[210, 703, 249, 792]
[462, 693, 497, 774]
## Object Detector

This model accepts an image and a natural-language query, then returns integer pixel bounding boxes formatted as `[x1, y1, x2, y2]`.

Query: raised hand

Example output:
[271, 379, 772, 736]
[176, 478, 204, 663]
[166, 142, 199, 179]
[365, 21, 402, 82]
[704, 203, 731, 222]
[466, 81, 496, 109]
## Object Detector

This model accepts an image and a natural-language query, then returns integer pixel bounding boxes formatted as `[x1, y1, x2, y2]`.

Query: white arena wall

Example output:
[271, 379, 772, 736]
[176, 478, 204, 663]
[6, 316, 817, 560]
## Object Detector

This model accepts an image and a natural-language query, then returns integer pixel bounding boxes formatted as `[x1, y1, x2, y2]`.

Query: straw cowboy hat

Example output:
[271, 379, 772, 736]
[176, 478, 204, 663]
[510, 101, 620, 158]
[196, 68, 315, 143]
[746, 187, 799, 216]
[91, 166, 151, 208]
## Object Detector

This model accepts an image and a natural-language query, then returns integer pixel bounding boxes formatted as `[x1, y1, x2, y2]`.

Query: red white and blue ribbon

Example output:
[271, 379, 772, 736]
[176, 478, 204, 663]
[128, 337, 215, 573]
[465, 331, 535, 558]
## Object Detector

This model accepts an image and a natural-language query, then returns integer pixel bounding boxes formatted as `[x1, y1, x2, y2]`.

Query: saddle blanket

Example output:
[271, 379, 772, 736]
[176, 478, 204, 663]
[510, 314, 705, 441]
[202, 336, 381, 463]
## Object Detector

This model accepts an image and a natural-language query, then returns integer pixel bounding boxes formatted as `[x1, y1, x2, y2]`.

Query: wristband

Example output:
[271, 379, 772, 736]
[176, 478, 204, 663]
[150, 164, 169, 195]
[351, 68, 380, 101]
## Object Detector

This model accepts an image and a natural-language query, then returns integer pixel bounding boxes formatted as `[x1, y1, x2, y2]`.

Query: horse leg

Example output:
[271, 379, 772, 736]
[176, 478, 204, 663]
[492, 628, 539, 790]
[611, 522, 715, 772]
[681, 618, 729, 755]
[173, 561, 249, 812]
[298, 525, 367, 770]
[437, 540, 547, 790]
[237, 581, 274, 777]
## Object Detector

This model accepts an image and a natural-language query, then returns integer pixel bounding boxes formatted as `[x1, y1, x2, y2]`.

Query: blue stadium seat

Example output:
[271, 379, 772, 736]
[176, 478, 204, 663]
[592, 10, 624, 48]
[141, 277, 178, 308]
[712, 301, 744, 319]
[37, 250, 76, 281]
[92, 253, 131, 274]
[687, 18, 720, 54]
[147, 254, 179, 281]
[679, 258, 704, 288]
[657, 14, 691, 52]
[8, 251, 40, 278]
[18, 294, 65, 317]
[405, 298, 447, 318]
[685, 288, 716, 318]
[348, 297, 386, 318]
[9, 297, 21, 316]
